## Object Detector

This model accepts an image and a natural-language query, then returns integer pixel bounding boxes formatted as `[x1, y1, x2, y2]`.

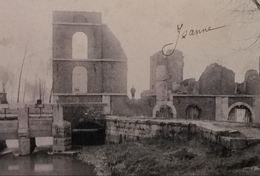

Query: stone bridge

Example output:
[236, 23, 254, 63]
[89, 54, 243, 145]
[2, 102, 260, 156]
[0, 104, 71, 155]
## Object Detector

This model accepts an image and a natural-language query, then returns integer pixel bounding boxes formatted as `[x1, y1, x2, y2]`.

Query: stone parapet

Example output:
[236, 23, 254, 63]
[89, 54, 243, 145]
[106, 116, 260, 152]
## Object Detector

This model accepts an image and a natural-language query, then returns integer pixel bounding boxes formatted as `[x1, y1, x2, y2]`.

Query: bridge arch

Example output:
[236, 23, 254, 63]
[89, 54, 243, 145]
[228, 102, 254, 123]
[153, 102, 177, 119]
[185, 104, 201, 120]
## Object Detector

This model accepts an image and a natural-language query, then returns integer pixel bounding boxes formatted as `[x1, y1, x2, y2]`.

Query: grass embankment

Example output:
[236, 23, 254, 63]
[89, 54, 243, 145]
[78, 138, 260, 176]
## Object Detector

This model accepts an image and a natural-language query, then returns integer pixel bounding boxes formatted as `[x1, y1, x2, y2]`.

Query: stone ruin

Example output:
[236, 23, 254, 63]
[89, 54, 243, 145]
[199, 63, 235, 95]
[142, 50, 260, 119]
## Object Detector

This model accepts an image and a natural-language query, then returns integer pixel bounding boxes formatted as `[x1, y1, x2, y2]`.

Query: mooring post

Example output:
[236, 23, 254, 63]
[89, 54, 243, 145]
[52, 104, 71, 153]
[18, 105, 31, 155]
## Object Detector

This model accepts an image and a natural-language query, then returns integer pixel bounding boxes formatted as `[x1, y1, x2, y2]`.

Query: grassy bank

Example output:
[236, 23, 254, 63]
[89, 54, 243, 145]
[78, 138, 260, 176]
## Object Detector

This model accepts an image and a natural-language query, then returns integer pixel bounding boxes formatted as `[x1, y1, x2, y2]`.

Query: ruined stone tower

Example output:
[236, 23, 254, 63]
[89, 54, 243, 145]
[52, 11, 127, 114]
[150, 50, 184, 91]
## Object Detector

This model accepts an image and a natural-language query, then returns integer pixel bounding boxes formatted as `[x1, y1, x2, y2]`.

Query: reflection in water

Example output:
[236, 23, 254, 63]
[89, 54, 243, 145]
[0, 150, 96, 175]
[34, 164, 53, 172]
[1, 139, 96, 176]
[6, 139, 18, 148]
[8, 165, 19, 171]
[36, 137, 53, 146]
[6, 137, 53, 149]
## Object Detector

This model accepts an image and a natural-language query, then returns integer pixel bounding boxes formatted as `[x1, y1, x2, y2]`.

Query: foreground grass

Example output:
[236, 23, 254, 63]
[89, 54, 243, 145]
[78, 138, 260, 176]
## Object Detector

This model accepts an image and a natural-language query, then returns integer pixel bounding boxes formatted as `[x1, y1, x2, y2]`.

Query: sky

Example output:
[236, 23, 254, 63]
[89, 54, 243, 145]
[0, 0, 259, 100]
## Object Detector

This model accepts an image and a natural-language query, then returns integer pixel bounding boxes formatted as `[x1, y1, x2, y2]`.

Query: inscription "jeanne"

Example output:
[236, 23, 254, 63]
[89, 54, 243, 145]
[161, 24, 226, 56]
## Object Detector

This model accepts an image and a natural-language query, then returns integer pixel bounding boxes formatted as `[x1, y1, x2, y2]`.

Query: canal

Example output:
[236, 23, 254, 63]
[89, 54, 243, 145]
[0, 138, 96, 175]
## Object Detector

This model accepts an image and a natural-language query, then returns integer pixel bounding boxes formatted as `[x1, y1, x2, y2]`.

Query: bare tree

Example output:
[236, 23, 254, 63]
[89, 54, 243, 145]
[252, 0, 260, 9]
[17, 44, 28, 103]
[0, 66, 11, 93]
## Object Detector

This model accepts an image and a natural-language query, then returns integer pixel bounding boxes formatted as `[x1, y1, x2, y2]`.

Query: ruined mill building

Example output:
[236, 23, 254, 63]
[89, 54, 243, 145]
[52, 11, 128, 120]
[52, 11, 260, 127]
[142, 50, 260, 124]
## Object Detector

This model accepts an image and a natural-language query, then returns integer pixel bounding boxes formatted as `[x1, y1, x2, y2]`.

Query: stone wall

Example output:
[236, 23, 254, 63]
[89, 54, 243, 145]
[173, 95, 216, 120]
[29, 118, 53, 137]
[150, 50, 184, 90]
[105, 116, 260, 151]
[199, 63, 235, 95]
[178, 78, 199, 94]
[52, 11, 127, 95]
[107, 95, 258, 122]
[106, 117, 194, 143]
[244, 69, 260, 95]
[0, 120, 18, 140]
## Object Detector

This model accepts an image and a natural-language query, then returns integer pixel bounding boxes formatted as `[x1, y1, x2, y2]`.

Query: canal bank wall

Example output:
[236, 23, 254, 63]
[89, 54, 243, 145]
[105, 116, 260, 152]
[0, 140, 6, 151]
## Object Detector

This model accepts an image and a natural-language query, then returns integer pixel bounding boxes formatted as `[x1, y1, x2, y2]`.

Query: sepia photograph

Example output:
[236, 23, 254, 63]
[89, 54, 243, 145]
[0, 0, 260, 175]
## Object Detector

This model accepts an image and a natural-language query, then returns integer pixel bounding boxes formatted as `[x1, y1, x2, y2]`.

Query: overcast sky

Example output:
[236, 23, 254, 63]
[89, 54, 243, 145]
[0, 0, 259, 99]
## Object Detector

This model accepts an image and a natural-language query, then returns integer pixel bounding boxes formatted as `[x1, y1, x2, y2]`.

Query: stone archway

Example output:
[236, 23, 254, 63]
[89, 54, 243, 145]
[153, 102, 177, 119]
[228, 102, 254, 123]
[186, 105, 201, 120]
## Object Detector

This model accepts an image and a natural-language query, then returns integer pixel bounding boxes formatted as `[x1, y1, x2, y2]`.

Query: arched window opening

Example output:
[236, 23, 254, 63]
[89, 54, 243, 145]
[228, 105, 252, 123]
[72, 66, 88, 93]
[72, 32, 88, 59]
[186, 105, 201, 120]
[156, 105, 174, 118]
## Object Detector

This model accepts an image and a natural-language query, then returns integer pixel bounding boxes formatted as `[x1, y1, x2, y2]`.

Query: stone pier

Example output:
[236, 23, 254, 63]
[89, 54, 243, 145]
[18, 106, 36, 155]
[52, 104, 72, 153]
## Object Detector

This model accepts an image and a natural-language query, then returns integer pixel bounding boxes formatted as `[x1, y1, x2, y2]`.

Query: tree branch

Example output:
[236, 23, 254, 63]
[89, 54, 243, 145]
[252, 0, 260, 9]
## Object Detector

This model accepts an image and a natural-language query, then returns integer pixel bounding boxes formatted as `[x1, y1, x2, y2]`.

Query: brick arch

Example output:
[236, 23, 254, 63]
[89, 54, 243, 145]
[153, 102, 177, 118]
[228, 102, 254, 122]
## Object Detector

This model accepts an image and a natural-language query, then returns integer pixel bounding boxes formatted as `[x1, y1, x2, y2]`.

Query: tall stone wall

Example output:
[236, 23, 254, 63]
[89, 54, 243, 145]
[53, 11, 127, 95]
[244, 69, 260, 95]
[199, 63, 235, 95]
[53, 61, 127, 94]
[150, 50, 184, 90]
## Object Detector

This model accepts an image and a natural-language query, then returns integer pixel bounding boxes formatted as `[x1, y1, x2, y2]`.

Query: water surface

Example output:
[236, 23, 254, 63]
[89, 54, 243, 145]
[1, 138, 96, 175]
